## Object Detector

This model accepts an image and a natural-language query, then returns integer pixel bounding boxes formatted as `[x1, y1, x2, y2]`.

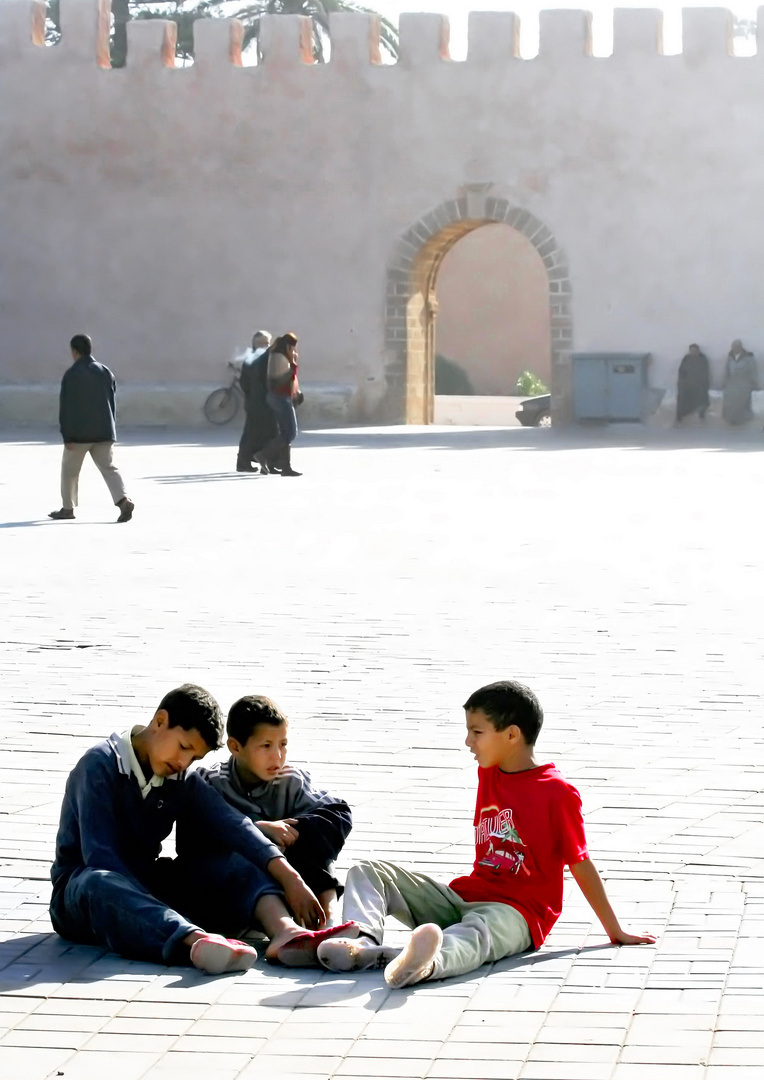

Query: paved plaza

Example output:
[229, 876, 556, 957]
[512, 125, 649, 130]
[0, 424, 763, 1080]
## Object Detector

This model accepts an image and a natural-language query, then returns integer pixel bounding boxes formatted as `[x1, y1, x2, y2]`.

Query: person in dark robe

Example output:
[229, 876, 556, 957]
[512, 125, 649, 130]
[722, 339, 758, 426]
[236, 331, 278, 473]
[676, 343, 710, 423]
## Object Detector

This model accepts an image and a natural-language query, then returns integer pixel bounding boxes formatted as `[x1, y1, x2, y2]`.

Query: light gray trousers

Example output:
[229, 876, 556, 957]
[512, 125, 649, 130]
[341, 860, 532, 980]
[61, 442, 127, 508]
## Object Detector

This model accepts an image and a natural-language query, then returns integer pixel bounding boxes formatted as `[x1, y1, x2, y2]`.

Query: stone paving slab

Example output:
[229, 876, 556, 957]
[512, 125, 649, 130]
[0, 425, 763, 1080]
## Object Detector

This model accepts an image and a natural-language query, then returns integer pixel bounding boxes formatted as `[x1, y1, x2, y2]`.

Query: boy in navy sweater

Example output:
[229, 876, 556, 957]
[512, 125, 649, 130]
[199, 695, 352, 925]
[50, 684, 356, 974]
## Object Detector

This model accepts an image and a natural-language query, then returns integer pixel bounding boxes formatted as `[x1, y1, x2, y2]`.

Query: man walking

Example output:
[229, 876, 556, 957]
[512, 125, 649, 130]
[236, 330, 274, 473]
[48, 334, 134, 523]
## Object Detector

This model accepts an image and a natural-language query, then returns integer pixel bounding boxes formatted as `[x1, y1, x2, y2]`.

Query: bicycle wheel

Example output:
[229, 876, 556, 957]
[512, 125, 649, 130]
[204, 387, 240, 425]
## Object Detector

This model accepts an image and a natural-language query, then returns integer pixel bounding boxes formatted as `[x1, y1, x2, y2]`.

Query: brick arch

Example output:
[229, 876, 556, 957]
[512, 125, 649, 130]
[382, 190, 572, 424]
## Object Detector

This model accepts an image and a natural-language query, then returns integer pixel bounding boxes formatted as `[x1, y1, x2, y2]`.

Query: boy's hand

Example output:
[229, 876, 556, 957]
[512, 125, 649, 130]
[570, 859, 656, 947]
[609, 929, 657, 946]
[267, 857, 325, 930]
[283, 877, 325, 930]
[257, 819, 300, 850]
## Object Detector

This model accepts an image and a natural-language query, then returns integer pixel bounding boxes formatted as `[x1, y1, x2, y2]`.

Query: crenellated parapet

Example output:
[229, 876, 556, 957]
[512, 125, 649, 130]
[0, 1, 755, 70]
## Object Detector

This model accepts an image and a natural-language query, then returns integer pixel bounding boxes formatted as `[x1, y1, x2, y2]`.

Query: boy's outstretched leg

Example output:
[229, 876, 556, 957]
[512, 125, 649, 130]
[388, 902, 531, 987]
[53, 866, 204, 965]
[384, 924, 443, 987]
[318, 860, 462, 975]
[318, 861, 532, 987]
[385, 904, 531, 988]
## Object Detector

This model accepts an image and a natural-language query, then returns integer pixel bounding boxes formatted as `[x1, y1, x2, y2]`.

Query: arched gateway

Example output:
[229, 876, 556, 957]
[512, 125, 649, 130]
[383, 187, 572, 424]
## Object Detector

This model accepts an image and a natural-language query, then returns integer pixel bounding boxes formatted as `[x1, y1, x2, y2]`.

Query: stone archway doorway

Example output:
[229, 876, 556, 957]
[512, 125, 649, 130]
[383, 187, 572, 424]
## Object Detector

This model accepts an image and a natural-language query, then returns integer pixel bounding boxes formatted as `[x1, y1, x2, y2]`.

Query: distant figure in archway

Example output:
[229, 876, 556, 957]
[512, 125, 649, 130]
[675, 344, 710, 423]
[723, 339, 758, 425]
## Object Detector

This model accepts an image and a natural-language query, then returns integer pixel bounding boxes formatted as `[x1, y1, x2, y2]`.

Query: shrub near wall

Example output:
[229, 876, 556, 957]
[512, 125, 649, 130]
[435, 354, 474, 395]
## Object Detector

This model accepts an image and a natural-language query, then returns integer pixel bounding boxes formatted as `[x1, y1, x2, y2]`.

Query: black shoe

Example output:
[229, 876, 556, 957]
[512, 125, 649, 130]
[117, 498, 134, 523]
[280, 445, 301, 477]
[48, 508, 75, 520]
[236, 463, 257, 473]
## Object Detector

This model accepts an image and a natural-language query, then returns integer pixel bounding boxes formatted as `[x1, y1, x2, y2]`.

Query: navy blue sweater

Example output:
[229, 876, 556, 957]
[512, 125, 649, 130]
[59, 356, 117, 443]
[50, 734, 283, 909]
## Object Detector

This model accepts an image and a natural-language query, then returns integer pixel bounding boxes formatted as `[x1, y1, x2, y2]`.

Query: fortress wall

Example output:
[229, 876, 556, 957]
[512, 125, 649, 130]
[1, 2, 763, 422]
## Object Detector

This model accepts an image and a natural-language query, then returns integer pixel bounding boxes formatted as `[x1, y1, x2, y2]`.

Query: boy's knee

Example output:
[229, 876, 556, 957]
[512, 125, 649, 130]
[71, 867, 130, 904]
[74, 867, 114, 892]
[346, 860, 380, 884]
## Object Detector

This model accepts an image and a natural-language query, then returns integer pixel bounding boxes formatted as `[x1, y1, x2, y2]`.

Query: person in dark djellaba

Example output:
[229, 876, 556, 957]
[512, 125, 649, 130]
[236, 331, 279, 473]
[722, 339, 758, 425]
[675, 343, 710, 423]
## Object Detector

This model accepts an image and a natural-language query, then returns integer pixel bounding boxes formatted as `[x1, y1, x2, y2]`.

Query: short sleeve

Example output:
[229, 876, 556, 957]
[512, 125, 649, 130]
[555, 783, 589, 866]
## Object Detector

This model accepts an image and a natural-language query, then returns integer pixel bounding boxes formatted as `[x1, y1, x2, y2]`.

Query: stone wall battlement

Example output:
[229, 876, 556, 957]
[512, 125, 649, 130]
[3, 2, 764, 74]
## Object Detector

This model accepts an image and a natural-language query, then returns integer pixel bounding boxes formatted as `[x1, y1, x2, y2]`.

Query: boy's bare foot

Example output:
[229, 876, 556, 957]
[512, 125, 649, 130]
[384, 924, 443, 988]
[317, 935, 400, 973]
[265, 921, 359, 967]
[189, 933, 258, 975]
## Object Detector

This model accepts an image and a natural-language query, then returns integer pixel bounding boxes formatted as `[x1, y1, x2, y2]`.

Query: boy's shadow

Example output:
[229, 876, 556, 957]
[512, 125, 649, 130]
[0, 933, 106, 991]
[0, 936, 618, 997]
[256, 944, 617, 1009]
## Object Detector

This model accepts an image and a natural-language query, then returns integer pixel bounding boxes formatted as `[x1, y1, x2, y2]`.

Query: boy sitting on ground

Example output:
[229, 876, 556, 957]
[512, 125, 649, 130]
[318, 679, 655, 988]
[50, 684, 356, 975]
[199, 695, 352, 926]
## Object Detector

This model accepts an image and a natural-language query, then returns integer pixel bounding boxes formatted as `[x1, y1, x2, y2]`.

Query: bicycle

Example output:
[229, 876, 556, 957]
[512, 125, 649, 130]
[204, 361, 244, 425]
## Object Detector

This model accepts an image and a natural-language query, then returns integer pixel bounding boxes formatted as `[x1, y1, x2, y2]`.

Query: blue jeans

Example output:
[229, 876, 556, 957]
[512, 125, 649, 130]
[266, 392, 298, 445]
[50, 853, 281, 965]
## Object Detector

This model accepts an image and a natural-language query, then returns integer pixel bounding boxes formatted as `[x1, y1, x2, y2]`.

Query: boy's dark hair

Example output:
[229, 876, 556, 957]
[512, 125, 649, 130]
[158, 684, 223, 750]
[463, 680, 544, 746]
[70, 334, 92, 357]
[227, 695, 288, 744]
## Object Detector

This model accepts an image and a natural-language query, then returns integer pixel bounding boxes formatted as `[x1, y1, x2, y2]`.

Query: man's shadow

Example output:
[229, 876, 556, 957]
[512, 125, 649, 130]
[0, 520, 47, 529]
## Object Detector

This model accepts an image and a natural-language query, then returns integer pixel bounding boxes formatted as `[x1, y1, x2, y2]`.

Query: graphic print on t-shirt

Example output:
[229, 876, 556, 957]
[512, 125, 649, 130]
[476, 803, 531, 877]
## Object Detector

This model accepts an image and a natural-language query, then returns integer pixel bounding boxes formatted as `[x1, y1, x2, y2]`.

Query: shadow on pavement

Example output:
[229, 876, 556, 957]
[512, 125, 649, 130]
[0, 520, 48, 529]
[2, 424, 762, 453]
[146, 471, 267, 485]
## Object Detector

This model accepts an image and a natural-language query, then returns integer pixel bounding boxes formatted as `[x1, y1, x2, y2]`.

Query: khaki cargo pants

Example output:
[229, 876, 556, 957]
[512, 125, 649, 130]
[341, 860, 532, 980]
[61, 441, 127, 509]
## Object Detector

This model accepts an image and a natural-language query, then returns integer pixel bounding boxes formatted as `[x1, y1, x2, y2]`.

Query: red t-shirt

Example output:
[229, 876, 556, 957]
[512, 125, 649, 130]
[449, 762, 588, 948]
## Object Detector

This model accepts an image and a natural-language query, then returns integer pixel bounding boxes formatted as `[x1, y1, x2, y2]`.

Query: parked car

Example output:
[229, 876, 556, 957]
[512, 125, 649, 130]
[516, 394, 551, 427]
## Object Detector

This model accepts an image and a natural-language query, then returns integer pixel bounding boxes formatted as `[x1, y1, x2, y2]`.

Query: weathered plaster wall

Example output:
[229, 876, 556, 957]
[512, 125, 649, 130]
[0, 2, 762, 424]
[435, 224, 552, 394]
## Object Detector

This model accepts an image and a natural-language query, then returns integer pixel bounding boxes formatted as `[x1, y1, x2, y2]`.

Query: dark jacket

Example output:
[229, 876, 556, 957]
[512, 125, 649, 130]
[50, 734, 283, 928]
[240, 348, 271, 409]
[59, 356, 117, 443]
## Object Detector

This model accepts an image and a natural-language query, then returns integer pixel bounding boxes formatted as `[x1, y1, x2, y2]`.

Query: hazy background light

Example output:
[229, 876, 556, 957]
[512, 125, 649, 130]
[374, 1, 758, 58]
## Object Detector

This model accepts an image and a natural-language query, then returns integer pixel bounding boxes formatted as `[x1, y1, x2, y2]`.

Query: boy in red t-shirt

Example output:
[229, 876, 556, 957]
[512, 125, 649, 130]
[318, 680, 655, 988]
